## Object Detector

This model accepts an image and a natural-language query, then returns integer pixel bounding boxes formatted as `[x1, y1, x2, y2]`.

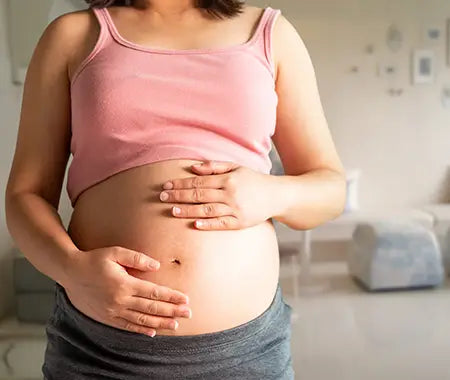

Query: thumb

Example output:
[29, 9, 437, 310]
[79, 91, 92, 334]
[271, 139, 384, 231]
[113, 248, 160, 271]
[191, 160, 239, 175]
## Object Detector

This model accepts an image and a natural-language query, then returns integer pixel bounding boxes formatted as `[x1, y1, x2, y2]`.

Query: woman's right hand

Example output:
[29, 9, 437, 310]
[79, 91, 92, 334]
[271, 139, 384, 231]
[62, 246, 192, 337]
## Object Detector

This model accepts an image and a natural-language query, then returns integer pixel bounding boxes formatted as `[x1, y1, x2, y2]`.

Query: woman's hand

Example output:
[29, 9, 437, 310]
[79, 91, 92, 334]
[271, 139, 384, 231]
[159, 160, 277, 230]
[63, 247, 192, 337]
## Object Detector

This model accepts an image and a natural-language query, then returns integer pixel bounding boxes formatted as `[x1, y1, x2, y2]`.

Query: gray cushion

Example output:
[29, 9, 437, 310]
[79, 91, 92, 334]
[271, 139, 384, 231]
[16, 292, 54, 324]
[348, 220, 444, 290]
[13, 256, 55, 293]
[445, 227, 450, 270]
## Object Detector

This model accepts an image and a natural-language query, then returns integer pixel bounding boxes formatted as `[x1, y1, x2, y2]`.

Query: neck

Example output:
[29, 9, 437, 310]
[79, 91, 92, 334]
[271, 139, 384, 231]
[134, 0, 196, 16]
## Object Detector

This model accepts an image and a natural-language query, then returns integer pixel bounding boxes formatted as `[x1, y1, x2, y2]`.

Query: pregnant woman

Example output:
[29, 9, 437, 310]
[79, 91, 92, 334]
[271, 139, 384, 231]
[5, 0, 346, 378]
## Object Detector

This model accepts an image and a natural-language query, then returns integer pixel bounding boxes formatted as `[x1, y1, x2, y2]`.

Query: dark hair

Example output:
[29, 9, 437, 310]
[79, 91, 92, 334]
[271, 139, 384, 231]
[85, 0, 245, 18]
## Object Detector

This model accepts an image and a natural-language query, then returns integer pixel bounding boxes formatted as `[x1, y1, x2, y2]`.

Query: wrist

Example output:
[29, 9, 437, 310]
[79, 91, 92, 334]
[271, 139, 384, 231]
[55, 247, 85, 288]
[266, 174, 291, 220]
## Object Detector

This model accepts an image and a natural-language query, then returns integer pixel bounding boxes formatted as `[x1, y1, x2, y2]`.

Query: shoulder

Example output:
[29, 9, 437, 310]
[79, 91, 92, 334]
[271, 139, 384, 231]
[45, 8, 95, 46]
[42, 9, 99, 61]
[43, 8, 102, 80]
[272, 12, 305, 53]
[271, 12, 311, 78]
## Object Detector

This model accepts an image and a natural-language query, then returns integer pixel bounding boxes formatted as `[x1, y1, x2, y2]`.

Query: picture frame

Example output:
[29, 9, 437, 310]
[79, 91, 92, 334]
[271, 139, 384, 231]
[423, 25, 442, 43]
[412, 49, 436, 85]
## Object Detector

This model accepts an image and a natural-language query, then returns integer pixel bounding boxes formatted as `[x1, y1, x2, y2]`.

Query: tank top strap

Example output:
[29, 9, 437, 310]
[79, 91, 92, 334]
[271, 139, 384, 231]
[70, 7, 112, 86]
[252, 7, 282, 77]
[90, 7, 113, 44]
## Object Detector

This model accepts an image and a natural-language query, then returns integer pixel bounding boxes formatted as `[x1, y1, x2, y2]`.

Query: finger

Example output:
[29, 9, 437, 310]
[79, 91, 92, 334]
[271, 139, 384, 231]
[172, 203, 234, 219]
[130, 278, 190, 304]
[191, 160, 240, 175]
[112, 247, 160, 271]
[195, 216, 240, 230]
[112, 316, 156, 337]
[162, 174, 227, 191]
[126, 296, 192, 318]
[160, 188, 226, 204]
[119, 309, 179, 330]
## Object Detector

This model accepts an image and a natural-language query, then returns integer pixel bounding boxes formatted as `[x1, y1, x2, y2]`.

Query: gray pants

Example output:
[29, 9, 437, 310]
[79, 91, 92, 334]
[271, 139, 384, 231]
[42, 281, 294, 379]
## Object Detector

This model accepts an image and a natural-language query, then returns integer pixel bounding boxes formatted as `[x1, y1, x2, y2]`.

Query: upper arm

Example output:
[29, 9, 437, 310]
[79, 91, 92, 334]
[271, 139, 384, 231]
[271, 15, 345, 177]
[5, 11, 91, 209]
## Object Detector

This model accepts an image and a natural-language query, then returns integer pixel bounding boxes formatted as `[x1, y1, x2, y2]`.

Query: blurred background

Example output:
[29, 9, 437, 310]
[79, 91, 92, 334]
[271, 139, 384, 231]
[0, 0, 449, 379]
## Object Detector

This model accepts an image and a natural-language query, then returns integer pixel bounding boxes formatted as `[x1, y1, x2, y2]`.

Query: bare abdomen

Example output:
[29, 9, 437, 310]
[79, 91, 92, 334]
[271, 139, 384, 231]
[67, 159, 280, 335]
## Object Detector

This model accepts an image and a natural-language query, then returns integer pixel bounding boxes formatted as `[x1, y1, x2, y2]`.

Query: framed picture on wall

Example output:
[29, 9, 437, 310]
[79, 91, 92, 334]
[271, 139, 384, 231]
[423, 25, 442, 43]
[412, 49, 436, 84]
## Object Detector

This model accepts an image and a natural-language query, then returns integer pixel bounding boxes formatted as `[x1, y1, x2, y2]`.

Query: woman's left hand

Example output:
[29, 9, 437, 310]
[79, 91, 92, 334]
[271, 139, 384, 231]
[159, 160, 277, 230]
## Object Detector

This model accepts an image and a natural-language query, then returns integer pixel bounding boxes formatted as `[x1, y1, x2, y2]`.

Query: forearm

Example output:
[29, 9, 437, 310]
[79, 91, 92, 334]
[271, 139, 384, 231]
[5, 192, 80, 287]
[269, 168, 347, 230]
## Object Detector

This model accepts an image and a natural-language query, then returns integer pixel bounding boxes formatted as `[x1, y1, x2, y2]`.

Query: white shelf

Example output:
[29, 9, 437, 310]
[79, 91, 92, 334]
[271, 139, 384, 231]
[0, 316, 46, 339]
[0, 316, 46, 380]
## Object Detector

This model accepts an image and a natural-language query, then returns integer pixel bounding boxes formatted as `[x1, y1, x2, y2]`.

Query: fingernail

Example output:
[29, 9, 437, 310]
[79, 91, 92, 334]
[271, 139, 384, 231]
[149, 330, 156, 337]
[163, 181, 173, 190]
[160, 192, 169, 201]
[173, 206, 181, 215]
[149, 261, 160, 269]
[179, 307, 192, 318]
[195, 220, 203, 227]
[171, 320, 179, 329]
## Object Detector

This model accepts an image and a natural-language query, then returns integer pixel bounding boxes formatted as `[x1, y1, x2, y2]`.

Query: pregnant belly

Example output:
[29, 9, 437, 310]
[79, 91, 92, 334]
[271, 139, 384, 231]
[67, 159, 281, 336]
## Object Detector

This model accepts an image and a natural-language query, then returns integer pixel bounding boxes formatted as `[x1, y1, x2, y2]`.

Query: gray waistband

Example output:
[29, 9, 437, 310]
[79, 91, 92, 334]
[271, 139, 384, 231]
[54, 280, 286, 354]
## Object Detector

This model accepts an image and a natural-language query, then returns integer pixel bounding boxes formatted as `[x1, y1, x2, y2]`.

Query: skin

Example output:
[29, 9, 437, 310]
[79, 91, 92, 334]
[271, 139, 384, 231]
[5, 0, 346, 338]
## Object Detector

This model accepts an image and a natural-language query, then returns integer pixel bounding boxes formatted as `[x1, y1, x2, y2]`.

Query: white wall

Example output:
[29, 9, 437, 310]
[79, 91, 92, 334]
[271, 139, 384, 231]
[7, 0, 53, 81]
[260, 0, 450, 208]
[0, 0, 21, 317]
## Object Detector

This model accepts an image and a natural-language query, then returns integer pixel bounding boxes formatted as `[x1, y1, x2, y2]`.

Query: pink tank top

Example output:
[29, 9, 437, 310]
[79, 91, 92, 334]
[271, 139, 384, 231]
[67, 6, 282, 207]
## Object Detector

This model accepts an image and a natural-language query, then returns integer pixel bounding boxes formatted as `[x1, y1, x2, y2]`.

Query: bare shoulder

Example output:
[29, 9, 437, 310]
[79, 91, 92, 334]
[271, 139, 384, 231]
[44, 8, 100, 80]
[237, 6, 305, 78]
[42, 9, 93, 55]
[241, 5, 292, 34]
[271, 13, 310, 78]
[272, 12, 303, 47]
